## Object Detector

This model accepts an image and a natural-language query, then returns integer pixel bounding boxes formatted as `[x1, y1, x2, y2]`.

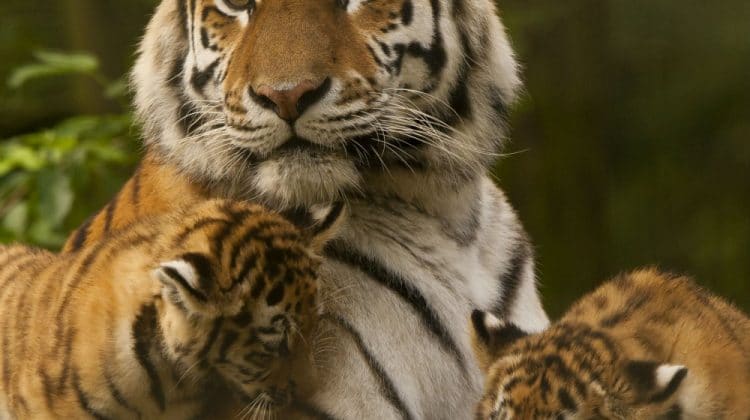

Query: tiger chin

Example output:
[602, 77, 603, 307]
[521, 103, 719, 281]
[471, 268, 750, 420]
[0, 199, 345, 419]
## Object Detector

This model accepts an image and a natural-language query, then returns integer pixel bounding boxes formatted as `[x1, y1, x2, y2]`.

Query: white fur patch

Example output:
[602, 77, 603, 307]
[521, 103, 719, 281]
[483, 311, 503, 330]
[160, 260, 199, 290]
[656, 364, 687, 389]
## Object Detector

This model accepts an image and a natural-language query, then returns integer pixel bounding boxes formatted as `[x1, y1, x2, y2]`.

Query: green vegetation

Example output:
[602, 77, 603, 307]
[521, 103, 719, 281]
[0, 0, 747, 314]
[0, 51, 138, 247]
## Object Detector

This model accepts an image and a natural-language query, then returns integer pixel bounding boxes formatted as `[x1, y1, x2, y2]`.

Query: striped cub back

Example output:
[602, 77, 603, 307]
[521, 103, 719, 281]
[471, 268, 750, 420]
[0, 199, 344, 419]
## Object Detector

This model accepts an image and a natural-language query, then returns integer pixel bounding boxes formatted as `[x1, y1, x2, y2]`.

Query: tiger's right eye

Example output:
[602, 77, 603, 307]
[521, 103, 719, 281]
[226, 0, 253, 10]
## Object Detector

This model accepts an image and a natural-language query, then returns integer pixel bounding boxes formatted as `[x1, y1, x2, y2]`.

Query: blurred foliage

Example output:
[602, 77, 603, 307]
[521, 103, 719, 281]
[0, 0, 747, 313]
[0, 51, 138, 248]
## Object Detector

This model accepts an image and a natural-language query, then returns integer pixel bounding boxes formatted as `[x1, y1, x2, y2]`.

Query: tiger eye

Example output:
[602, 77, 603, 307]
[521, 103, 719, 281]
[226, 0, 252, 9]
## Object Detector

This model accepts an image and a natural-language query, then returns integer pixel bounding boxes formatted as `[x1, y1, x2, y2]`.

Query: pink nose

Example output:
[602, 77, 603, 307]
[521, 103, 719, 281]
[253, 79, 330, 121]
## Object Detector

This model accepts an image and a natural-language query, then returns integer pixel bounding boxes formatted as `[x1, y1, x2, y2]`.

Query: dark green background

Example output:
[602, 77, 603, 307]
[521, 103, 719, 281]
[1, 0, 748, 316]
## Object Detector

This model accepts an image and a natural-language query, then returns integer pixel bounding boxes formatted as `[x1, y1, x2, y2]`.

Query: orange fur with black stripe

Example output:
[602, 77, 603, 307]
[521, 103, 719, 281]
[472, 269, 750, 419]
[63, 154, 208, 253]
[1, 199, 344, 419]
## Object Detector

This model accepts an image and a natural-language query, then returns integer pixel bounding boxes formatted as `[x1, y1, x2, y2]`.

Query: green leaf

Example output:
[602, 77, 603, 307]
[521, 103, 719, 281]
[28, 220, 66, 248]
[0, 145, 46, 175]
[36, 170, 74, 226]
[33, 51, 99, 70]
[2, 201, 29, 237]
[7, 51, 99, 89]
[104, 78, 129, 99]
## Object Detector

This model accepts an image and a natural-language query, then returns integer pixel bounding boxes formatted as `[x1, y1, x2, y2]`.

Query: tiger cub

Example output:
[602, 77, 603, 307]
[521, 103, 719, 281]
[471, 268, 750, 419]
[0, 199, 345, 419]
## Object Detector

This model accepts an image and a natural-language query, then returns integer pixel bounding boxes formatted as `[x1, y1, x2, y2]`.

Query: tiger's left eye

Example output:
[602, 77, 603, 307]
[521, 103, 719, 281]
[226, 0, 253, 9]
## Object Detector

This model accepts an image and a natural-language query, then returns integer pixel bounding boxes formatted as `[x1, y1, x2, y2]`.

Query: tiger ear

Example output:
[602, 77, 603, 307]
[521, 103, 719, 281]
[284, 203, 347, 254]
[154, 253, 214, 314]
[623, 360, 688, 403]
[470, 310, 528, 371]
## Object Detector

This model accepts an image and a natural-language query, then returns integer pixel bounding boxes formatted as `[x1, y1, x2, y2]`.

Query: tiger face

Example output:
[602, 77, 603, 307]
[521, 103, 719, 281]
[135, 0, 520, 206]
[470, 311, 688, 420]
[152, 200, 341, 408]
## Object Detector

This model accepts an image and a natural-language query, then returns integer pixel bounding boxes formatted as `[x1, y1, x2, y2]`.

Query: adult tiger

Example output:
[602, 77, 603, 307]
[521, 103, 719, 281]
[65, 0, 550, 418]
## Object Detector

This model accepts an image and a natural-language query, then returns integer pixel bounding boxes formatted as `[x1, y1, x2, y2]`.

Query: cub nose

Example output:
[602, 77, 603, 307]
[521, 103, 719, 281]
[251, 78, 331, 122]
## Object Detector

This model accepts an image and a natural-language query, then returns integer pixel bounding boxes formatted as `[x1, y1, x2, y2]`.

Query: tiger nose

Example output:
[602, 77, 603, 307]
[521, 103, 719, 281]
[251, 78, 331, 122]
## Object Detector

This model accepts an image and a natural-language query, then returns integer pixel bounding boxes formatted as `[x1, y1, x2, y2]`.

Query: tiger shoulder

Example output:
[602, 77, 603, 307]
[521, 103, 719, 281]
[471, 268, 750, 419]
[0, 199, 345, 419]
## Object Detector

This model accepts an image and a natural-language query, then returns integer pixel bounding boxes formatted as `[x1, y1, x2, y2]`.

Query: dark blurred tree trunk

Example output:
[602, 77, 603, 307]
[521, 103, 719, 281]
[63, 0, 109, 112]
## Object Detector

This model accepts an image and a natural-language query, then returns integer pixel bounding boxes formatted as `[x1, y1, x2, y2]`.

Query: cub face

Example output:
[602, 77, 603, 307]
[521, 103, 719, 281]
[470, 311, 688, 420]
[153, 200, 344, 407]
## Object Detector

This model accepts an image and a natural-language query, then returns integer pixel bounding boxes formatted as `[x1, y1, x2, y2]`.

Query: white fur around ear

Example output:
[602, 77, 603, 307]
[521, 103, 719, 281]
[482, 311, 504, 331]
[307, 202, 347, 253]
[157, 260, 200, 291]
[655, 364, 687, 389]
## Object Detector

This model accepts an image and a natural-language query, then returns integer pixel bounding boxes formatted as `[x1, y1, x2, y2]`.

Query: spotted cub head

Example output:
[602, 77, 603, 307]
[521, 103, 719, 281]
[470, 311, 688, 420]
[153, 199, 345, 410]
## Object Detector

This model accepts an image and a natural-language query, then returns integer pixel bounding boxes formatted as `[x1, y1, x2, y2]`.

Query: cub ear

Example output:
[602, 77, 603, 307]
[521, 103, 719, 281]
[284, 203, 347, 254]
[154, 253, 214, 313]
[623, 360, 688, 403]
[470, 310, 528, 371]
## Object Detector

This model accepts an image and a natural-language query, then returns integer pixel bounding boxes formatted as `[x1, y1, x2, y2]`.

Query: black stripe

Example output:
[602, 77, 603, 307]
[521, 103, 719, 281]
[325, 240, 465, 370]
[211, 207, 256, 260]
[179, 252, 215, 293]
[190, 59, 220, 94]
[600, 292, 650, 328]
[70, 214, 95, 252]
[217, 330, 239, 361]
[196, 318, 224, 360]
[1, 278, 23, 396]
[104, 363, 142, 418]
[446, 32, 473, 123]
[289, 401, 340, 420]
[227, 220, 285, 276]
[558, 389, 577, 411]
[161, 266, 208, 303]
[131, 164, 142, 214]
[9, 257, 51, 406]
[132, 304, 166, 411]
[401, 0, 413, 25]
[650, 367, 687, 403]
[172, 217, 230, 246]
[322, 314, 414, 420]
[72, 371, 111, 420]
[664, 404, 682, 420]
[492, 239, 531, 320]
[103, 192, 120, 233]
[310, 202, 345, 238]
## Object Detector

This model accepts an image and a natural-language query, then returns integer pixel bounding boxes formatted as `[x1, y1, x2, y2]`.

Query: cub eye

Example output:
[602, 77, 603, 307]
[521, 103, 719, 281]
[225, 0, 254, 10]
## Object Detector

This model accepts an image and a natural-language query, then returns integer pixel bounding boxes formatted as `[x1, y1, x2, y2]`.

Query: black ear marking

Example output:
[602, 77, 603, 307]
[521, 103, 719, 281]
[471, 310, 491, 343]
[157, 264, 208, 303]
[624, 360, 688, 403]
[310, 202, 345, 238]
[284, 203, 346, 254]
[179, 252, 214, 293]
[471, 310, 528, 349]
[156, 253, 215, 306]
